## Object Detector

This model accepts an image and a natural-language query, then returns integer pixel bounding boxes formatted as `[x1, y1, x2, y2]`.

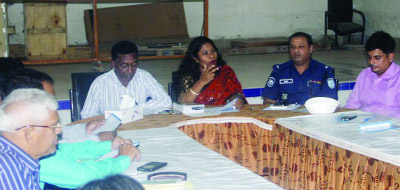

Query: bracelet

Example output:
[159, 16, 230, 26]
[189, 88, 200, 96]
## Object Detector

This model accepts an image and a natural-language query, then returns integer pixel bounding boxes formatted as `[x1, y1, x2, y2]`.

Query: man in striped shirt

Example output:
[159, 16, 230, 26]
[0, 89, 61, 190]
[81, 40, 172, 119]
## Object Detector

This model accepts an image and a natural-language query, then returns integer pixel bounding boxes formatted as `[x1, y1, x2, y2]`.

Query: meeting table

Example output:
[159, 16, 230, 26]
[73, 105, 400, 190]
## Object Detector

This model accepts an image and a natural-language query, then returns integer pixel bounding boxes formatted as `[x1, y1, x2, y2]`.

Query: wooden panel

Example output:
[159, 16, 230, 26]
[24, 3, 67, 60]
[26, 33, 67, 60]
[0, 4, 6, 57]
[25, 3, 66, 29]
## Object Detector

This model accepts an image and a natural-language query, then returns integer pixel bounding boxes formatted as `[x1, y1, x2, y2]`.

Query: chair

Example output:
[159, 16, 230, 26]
[69, 72, 104, 122]
[325, 0, 366, 48]
[168, 71, 180, 103]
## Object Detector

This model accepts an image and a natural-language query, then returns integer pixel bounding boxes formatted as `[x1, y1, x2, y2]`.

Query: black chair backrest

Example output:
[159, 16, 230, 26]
[70, 72, 104, 122]
[328, 0, 353, 22]
[171, 71, 180, 102]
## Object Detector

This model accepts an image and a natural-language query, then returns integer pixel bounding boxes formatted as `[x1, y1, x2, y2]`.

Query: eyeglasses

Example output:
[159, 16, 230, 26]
[15, 123, 62, 131]
[118, 62, 139, 69]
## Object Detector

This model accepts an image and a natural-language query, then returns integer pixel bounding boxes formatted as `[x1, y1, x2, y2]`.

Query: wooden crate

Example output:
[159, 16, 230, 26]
[24, 3, 67, 61]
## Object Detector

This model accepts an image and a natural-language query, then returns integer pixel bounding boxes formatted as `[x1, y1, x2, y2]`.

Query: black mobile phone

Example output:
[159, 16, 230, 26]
[137, 162, 167, 172]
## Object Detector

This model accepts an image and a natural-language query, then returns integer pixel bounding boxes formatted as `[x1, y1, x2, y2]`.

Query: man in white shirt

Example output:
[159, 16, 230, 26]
[81, 41, 171, 119]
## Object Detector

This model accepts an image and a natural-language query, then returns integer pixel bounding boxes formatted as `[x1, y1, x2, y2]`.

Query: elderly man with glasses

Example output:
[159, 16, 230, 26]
[81, 40, 172, 119]
[0, 65, 142, 189]
[0, 89, 61, 190]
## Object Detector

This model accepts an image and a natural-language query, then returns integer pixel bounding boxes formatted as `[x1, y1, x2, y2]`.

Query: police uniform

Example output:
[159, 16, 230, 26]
[262, 59, 338, 105]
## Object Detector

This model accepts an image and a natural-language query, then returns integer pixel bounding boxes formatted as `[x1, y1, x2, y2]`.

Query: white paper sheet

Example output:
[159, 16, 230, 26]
[263, 103, 301, 111]
[117, 127, 283, 190]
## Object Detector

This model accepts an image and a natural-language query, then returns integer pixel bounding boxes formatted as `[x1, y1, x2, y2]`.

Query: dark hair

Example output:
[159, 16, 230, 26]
[177, 36, 226, 83]
[365, 30, 395, 54]
[0, 71, 43, 100]
[288, 32, 313, 46]
[0, 57, 24, 73]
[78, 174, 145, 190]
[111, 40, 139, 61]
[18, 68, 54, 85]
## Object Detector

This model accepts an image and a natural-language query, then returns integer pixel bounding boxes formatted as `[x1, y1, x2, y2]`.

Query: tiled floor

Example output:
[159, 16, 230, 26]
[27, 49, 399, 100]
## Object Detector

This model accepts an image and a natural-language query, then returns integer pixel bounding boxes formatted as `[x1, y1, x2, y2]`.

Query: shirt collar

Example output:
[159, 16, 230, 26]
[0, 135, 39, 171]
[110, 68, 137, 88]
[380, 61, 397, 79]
[291, 58, 315, 76]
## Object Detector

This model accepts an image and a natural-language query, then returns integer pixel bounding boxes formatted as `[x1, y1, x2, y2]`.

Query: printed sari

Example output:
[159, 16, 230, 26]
[180, 65, 245, 105]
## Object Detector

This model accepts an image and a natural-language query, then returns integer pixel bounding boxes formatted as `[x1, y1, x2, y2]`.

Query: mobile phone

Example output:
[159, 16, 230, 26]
[92, 113, 122, 134]
[137, 162, 167, 172]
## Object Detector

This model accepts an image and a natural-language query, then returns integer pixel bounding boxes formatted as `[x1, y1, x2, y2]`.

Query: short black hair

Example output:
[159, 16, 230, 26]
[78, 174, 144, 190]
[289, 32, 313, 46]
[0, 57, 24, 73]
[111, 40, 139, 61]
[365, 30, 395, 54]
[19, 68, 54, 85]
[0, 71, 43, 100]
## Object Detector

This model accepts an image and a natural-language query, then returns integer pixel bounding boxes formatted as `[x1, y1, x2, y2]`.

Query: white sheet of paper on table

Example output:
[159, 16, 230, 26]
[182, 98, 239, 117]
[263, 104, 301, 111]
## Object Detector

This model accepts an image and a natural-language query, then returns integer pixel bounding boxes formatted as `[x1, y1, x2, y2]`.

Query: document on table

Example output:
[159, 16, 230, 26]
[263, 103, 301, 111]
[184, 98, 239, 117]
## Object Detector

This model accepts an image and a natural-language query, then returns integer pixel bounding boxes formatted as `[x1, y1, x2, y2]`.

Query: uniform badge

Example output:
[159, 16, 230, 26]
[279, 78, 293, 84]
[327, 78, 335, 89]
[267, 77, 275, 87]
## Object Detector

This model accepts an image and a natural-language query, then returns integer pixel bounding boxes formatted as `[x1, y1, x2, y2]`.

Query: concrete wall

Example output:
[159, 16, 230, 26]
[8, 0, 328, 45]
[8, 1, 399, 46]
[354, 0, 400, 38]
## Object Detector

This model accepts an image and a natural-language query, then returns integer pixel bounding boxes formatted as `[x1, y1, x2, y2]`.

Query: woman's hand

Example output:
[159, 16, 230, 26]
[235, 98, 244, 110]
[199, 64, 219, 85]
[179, 64, 219, 104]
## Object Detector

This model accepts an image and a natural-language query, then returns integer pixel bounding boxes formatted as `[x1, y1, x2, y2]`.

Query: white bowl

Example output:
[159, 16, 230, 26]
[304, 97, 339, 114]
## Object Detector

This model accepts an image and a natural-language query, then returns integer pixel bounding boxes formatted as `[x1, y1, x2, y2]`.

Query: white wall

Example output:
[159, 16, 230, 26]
[354, 0, 400, 38]
[8, 0, 328, 45]
[8, 0, 400, 45]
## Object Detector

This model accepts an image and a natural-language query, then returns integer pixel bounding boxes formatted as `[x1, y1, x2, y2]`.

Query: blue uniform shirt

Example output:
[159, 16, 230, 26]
[262, 59, 338, 105]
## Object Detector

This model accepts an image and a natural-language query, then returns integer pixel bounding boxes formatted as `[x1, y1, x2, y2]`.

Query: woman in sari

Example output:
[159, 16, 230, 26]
[176, 36, 246, 108]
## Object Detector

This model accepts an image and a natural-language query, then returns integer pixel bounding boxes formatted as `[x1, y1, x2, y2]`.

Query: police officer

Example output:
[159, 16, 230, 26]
[262, 32, 338, 105]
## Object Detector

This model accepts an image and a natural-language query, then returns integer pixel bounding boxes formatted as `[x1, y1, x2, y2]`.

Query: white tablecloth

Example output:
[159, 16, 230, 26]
[117, 126, 283, 190]
[276, 110, 400, 167]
